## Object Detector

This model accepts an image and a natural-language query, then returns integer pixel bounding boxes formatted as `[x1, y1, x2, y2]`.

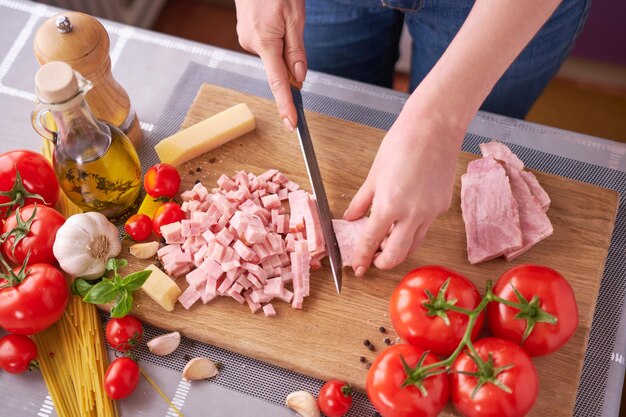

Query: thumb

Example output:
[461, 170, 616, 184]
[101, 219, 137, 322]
[344, 183, 373, 221]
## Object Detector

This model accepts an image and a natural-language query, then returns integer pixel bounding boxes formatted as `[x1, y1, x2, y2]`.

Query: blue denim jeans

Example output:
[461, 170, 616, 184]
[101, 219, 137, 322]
[304, 0, 591, 119]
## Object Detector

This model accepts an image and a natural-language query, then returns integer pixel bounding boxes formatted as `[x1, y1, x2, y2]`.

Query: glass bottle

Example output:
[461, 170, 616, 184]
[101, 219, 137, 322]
[32, 61, 141, 218]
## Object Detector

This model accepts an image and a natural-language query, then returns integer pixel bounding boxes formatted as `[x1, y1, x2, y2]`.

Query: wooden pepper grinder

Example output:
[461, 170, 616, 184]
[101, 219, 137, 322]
[33, 12, 143, 149]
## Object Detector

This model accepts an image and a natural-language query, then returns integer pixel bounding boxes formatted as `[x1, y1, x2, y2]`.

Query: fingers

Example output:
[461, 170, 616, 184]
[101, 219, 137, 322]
[373, 221, 416, 270]
[283, 17, 307, 83]
[343, 183, 373, 221]
[257, 43, 298, 132]
[408, 222, 430, 254]
[352, 209, 393, 277]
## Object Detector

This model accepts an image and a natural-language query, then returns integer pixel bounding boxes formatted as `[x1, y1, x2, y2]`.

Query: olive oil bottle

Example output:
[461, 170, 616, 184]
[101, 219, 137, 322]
[32, 62, 141, 218]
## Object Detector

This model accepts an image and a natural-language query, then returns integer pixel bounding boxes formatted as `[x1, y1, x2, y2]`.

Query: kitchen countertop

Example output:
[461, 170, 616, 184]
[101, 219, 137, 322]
[0, 1, 625, 416]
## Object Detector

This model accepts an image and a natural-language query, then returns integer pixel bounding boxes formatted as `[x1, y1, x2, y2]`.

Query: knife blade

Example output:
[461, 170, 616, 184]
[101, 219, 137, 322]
[290, 85, 343, 294]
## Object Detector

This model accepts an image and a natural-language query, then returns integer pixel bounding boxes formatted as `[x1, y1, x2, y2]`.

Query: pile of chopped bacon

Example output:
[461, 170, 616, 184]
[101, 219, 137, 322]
[156, 170, 327, 316]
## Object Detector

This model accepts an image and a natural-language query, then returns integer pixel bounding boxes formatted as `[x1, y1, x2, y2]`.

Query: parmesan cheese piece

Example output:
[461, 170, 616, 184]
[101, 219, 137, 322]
[154, 103, 255, 166]
[141, 264, 182, 311]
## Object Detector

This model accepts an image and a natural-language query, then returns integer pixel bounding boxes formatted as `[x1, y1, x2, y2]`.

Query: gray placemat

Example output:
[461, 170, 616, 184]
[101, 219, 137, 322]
[133, 62, 626, 417]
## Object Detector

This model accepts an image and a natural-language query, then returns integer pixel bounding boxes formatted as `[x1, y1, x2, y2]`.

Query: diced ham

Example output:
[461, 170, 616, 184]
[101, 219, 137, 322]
[157, 244, 180, 259]
[262, 303, 276, 317]
[277, 288, 294, 303]
[244, 215, 268, 244]
[264, 277, 283, 296]
[250, 289, 273, 304]
[216, 227, 235, 247]
[233, 240, 258, 262]
[285, 180, 300, 192]
[161, 222, 184, 244]
[461, 156, 523, 264]
[277, 188, 289, 201]
[259, 169, 279, 181]
[244, 290, 262, 313]
[217, 174, 236, 191]
[178, 286, 202, 309]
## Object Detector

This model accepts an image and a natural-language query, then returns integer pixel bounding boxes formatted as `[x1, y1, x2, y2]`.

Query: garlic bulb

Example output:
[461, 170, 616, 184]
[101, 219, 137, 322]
[53, 212, 121, 279]
[285, 391, 320, 417]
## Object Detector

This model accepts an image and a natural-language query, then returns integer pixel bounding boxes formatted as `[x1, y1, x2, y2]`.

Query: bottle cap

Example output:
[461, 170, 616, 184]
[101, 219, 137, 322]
[35, 61, 79, 104]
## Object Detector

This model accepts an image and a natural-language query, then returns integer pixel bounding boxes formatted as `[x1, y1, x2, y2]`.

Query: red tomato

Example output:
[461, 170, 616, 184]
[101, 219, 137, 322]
[106, 316, 144, 352]
[318, 379, 353, 417]
[143, 163, 181, 199]
[0, 150, 59, 217]
[152, 202, 185, 237]
[389, 266, 484, 357]
[0, 263, 69, 334]
[0, 334, 38, 374]
[104, 357, 140, 400]
[2, 204, 65, 266]
[487, 265, 578, 356]
[450, 338, 538, 417]
[366, 344, 449, 417]
[124, 214, 152, 241]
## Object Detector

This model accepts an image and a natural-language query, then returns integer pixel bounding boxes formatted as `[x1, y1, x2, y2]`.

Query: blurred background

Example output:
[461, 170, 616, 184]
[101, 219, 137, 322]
[33, 0, 626, 144]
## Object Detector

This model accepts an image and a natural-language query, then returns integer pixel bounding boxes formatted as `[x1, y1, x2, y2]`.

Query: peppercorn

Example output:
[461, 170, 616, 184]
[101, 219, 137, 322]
[195, 167, 202, 172]
[384, 338, 391, 345]
[367, 344, 375, 352]
[359, 356, 366, 363]
[209, 157, 217, 163]
[188, 169, 194, 175]
[379, 326, 386, 333]
[363, 339, 371, 347]
[194, 179, 200, 184]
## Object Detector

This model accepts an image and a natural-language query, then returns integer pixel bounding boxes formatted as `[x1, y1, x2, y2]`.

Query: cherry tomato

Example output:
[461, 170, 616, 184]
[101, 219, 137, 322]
[0, 150, 59, 217]
[104, 357, 140, 400]
[318, 379, 353, 417]
[152, 202, 185, 237]
[124, 214, 153, 242]
[0, 263, 69, 334]
[0, 334, 38, 374]
[106, 316, 144, 352]
[143, 163, 181, 200]
[2, 204, 65, 266]
[389, 266, 484, 357]
[487, 265, 578, 356]
[450, 338, 538, 417]
[366, 344, 449, 417]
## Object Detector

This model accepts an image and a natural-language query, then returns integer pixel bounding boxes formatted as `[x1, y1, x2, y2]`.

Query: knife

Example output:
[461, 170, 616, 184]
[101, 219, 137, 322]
[289, 78, 343, 294]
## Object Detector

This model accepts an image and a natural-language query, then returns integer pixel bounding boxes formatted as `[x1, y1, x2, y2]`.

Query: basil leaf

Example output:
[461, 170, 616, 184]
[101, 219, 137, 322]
[106, 258, 128, 274]
[110, 289, 133, 318]
[83, 280, 118, 305]
[72, 278, 93, 297]
[120, 270, 152, 291]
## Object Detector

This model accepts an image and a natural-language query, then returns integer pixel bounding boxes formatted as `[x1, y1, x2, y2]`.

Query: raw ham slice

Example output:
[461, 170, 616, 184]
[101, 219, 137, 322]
[461, 157, 523, 264]
[520, 171, 551, 211]
[332, 217, 368, 267]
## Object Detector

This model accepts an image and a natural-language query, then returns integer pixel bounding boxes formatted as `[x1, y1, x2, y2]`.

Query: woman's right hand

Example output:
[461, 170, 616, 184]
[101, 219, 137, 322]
[234, 0, 306, 131]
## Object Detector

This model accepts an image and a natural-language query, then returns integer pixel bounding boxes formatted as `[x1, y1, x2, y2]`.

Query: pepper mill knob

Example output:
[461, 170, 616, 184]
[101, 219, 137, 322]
[55, 15, 72, 33]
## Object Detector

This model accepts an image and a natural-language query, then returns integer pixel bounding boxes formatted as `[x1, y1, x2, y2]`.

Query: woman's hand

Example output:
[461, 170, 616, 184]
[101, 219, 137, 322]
[344, 100, 465, 276]
[234, 0, 306, 131]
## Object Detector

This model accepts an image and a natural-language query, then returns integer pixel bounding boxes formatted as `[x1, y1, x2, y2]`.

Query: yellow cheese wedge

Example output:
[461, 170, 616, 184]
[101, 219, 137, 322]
[154, 103, 255, 166]
[141, 265, 182, 312]
[137, 194, 164, 218]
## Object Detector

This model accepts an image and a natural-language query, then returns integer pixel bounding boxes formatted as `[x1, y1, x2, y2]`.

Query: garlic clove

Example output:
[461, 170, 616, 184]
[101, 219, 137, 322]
[130, 241, 160, 259]
[146, 331, 181, 356]
[182, 357, 219, 381]
[285, 391, 320, 417]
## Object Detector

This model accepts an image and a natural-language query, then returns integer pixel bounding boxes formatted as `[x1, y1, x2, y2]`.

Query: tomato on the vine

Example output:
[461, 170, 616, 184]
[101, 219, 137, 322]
[106, 316, 143, 352]
[0, 150, 59, 217]
[318, 379, 353, 417]
[366, 344, 449, 417]
[450, 338, 538, 417]
[104, 357, 140, 400]
[487, 265, 578, 356]
[0, 262, 69, 334]
[389, 266, 484, 357]
[0, 333, 38, 374]
[152, 202, 185, 237]
[2, 204, 65, 266]
[144, 163, 181, 200]
[124, 214, 152, 241]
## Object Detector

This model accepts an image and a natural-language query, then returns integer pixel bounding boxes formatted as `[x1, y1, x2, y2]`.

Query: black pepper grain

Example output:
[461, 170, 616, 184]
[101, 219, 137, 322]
[379, 326, 386, 333]
[188, 169, 194, 175]
[363, 339, 371, 347]
[367, 344, 376, 352]
[384, 338, 391, 345]
[194, 179, 200, 185]
[196, 167, 202, 172]
[209, 157, 217, 163]
[359, 356, 366, 363]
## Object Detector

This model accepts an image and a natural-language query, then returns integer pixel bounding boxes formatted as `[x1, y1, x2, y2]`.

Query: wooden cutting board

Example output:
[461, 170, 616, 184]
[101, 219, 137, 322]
[122, 84, 618, 416]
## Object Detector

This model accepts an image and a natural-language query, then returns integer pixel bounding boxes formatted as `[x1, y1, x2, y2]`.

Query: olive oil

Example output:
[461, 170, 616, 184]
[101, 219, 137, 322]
[53, 124, 141, 217]
[33, 62, 141, 218]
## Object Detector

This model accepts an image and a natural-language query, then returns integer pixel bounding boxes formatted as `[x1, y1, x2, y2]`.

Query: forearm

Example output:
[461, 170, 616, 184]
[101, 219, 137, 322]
[404, 0, 562, 138]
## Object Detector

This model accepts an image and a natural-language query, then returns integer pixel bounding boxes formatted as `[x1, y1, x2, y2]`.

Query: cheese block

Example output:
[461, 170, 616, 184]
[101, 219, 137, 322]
[155, 103, 255, 166]
[141, 264, 182, 311]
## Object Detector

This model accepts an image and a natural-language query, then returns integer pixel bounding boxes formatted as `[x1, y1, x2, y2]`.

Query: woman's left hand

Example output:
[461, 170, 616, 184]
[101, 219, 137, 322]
[344, 103, 465, 276]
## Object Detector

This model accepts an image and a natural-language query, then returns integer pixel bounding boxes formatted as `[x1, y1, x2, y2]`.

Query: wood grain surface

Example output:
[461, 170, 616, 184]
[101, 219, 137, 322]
[122, 84, 618, 416]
